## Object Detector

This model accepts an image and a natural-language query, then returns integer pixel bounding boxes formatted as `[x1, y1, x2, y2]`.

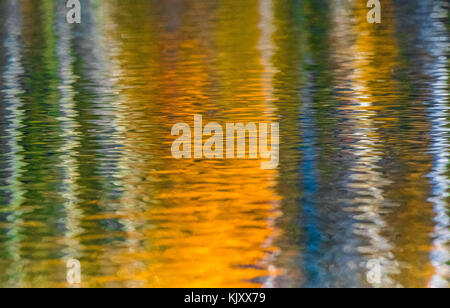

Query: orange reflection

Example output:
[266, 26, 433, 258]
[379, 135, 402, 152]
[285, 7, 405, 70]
[95, 0, 281, 288]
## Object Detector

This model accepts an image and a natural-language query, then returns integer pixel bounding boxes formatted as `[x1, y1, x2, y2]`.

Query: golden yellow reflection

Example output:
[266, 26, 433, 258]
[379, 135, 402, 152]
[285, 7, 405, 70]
[92, 0, 280, 288]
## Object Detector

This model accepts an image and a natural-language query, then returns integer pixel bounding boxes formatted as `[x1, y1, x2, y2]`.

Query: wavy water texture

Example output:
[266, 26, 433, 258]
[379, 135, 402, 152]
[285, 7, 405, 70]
[0, 0, 448, 288]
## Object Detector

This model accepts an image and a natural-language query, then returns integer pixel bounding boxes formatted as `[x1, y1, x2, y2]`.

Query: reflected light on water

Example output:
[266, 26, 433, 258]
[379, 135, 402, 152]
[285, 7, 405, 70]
[0, 0, 448, 288]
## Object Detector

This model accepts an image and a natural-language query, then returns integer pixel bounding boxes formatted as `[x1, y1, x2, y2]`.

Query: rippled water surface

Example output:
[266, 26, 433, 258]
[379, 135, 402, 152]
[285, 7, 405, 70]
[0, 0, 449, 288]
